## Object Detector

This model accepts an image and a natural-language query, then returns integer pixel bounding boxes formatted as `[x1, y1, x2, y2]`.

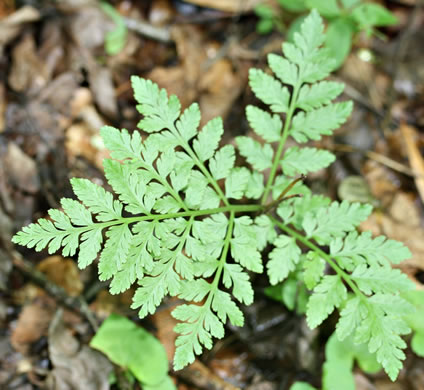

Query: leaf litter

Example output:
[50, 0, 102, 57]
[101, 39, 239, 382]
[1, 0, 424, 389]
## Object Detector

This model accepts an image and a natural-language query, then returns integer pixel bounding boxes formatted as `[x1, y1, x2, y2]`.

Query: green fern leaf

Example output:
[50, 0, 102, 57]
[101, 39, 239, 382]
[351, 265, 415, 295]
[330, 231, 412, 270]
[306, 275, 347, 328]
[290, 101, 353, 143]
[245, 105, 282, 143]
[267, 235, 301, 285]
[296, 81, 344, 111]
[248, 69, 290, 113]
[193, 117, 224, 162]
[236, 136, 273, 171]
[302, 201, 372, 244]
[282, 146, 335, 176]
[231, 216, 263, 273]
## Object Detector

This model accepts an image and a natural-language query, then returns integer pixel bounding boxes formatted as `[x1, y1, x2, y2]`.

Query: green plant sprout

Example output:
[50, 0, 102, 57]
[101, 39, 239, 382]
[90, 314, 175, 390]
[255, 0, 398, 68]
[13, 10, 414, 381]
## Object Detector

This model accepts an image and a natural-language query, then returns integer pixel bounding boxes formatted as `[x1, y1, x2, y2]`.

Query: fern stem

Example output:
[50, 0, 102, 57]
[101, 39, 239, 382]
[170, 124, 230, 207]
[187, 146, 230, 206]
[270, 217, 364, 298]
[140, 161, 188, 211]
[203, 211, 235, 311]
[212, 210, 235, 291]
[261, 82, 301, 205]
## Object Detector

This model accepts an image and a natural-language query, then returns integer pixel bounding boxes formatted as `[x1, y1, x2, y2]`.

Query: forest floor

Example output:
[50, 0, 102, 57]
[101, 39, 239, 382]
[1, 1, 424, 389]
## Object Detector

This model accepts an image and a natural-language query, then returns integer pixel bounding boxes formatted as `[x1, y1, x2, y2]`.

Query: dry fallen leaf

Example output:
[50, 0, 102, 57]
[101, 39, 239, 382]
[11, 297, 56, 354]
[0, 6, 40, 54]
[8, 33, 48, 94]
[400, 123, 424, 203]
[47, 310, 112, 390]
[36, 256, 83, 297]
[199, 58, 244, 125]
[4, 142, 40, 194]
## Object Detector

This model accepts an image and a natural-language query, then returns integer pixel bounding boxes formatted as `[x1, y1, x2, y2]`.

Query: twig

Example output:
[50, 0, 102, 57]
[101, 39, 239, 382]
[331, 143, 423, 178]
[10, 249, 99, 330]
[124, 17, 172, 43]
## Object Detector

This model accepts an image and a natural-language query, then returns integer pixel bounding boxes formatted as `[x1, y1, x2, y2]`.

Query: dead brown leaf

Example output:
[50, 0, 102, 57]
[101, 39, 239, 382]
[400, 123, 424, 203]
[152, 304, 178, 361]
[11, 297, 56, 354]
[8, 34, 49, 94]
[0, 6, 40, 55]
[199, 58, 243, 125]
[36, 256, 83, 297]
[46, 310, 112, 390]
[363, 160, 400, 208]
[4, 142, 40, 194]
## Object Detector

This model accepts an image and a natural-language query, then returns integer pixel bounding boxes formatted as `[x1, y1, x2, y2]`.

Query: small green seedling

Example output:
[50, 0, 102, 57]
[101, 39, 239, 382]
[255, 0, 398, 68]
[90, 314, 175, 390]
[13, 11, 414, 381]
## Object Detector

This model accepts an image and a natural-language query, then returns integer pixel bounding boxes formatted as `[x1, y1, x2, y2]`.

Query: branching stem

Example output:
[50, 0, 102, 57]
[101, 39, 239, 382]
[269, 216, 366, 299]
[170, 124, 230, 207]
[261, 82, 301, 205]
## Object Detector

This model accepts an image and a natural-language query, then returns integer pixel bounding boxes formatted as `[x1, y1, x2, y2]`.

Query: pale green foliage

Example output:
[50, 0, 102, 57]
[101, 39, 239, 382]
[12, 10, 413, 382]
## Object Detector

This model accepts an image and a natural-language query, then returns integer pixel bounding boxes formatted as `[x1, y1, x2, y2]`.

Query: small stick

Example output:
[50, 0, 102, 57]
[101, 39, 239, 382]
[263, 174, 306, 214]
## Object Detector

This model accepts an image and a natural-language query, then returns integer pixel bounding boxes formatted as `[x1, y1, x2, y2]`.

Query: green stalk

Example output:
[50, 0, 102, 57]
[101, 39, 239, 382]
[42, 204, 263, 238]
[204, 210, 235, 308]
[261, 82, 301, 205]
[170, 124, 230, 207]
[270, 216, 365, 298]
[211, 210, 235, 291]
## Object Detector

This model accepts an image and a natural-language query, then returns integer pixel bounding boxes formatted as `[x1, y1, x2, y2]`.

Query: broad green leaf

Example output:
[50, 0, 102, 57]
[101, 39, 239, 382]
[277, 0, 307, 12]
[352, 4, 398, 30]
[290, 382, 317, 390]
[325, 18, 354, 69]
[305, 0, 341, 18]
[90, 314, 173, 387]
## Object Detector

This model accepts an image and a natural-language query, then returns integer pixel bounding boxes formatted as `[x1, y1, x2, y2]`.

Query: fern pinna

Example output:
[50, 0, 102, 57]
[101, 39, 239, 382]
[13, 10, 414, 380]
